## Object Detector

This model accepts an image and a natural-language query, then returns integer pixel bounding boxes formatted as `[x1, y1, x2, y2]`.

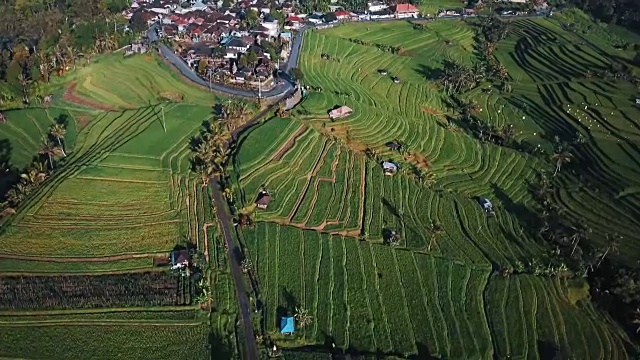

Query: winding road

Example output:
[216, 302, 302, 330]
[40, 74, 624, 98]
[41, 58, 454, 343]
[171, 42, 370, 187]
[148, 23, 304, 99]
[148, 13, 549, 359]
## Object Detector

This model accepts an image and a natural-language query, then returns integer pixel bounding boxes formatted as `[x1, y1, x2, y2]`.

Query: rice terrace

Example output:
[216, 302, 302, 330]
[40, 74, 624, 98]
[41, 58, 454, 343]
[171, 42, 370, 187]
[1, 1, 640, 360]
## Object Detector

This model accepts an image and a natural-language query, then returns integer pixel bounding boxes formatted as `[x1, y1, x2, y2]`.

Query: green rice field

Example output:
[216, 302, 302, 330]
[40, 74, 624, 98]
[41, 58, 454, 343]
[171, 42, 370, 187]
[241, 222, 633, 358]
[0, 53, 242, 359]
[229, 14, 640, 359]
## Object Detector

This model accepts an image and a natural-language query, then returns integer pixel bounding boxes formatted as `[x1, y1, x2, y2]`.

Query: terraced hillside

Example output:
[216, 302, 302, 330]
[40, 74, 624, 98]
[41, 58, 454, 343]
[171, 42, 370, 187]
[241, 223, 632, 358]
[229, 15, 640, 359]
[0, 53, 241, 359]
[297, 18, 640, 265]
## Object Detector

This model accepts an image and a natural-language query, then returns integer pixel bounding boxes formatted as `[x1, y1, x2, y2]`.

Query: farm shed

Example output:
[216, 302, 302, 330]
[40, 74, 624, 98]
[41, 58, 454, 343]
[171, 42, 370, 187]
[329, 106, 353, 120]
[280, 316, 295, 335]
[255, 191, 272, 209]
[382, 161, 398, 175]
[170, 250, 190, 270]
[479, 197, 494, 214]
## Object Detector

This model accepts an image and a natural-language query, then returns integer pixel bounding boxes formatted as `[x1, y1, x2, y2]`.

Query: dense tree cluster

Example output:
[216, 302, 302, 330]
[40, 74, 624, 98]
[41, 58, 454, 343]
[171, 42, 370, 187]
[0, 0, 137, 106]
[572, 0, 640, 30]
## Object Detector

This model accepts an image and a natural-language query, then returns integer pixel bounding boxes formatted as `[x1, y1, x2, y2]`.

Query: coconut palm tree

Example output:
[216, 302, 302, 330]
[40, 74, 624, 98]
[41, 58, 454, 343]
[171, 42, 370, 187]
[241, 258, 253, 274]
[632, 308, 640, 333]
[295, 307, 312, 328]
[6, 187, 25, 206]
[597, 233, 621, 267]
[568, 223, 591, 257]
[551, 150, 572, 176]
[196, 164, 213, 186]
[38, 138, 62, 169]
[49, 123, 67, 156]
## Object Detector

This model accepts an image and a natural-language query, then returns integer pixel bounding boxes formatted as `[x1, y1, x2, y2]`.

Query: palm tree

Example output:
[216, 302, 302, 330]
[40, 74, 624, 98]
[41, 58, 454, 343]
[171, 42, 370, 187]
[38, 138, 62, 169]
[196, 164, 213, 186]
[568, 223, 591, 257]
[551, 151, 572, 176]
[49, 124, 67, 156]
[295, 307, 313, 328]
[241, 258, 253, 274]
[6, 187, 25, 206]
[632, 308, 640, 333]
[428, 222, 444, 251]
[597, 233, 621, 267]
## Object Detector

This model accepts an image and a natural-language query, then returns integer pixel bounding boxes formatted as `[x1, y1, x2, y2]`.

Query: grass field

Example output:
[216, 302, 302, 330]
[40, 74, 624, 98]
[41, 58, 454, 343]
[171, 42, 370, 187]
[226, 14, 640, 359]
[0, 53, 244, 359]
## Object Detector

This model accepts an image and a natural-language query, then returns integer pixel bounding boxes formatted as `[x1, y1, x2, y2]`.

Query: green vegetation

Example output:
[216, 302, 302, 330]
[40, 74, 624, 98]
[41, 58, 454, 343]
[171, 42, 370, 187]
[229, 14, 640, 359]
[241, 223, 631, 358]
[0, 323, 210, 360]
[0, 53, 244, 359]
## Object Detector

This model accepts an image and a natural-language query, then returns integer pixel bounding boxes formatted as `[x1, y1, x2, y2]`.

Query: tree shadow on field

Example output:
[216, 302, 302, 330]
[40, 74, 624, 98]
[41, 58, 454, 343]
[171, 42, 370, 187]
[491, 183, 539, 241]
[209, 330, 234, 360]
[408, 342, 438, 360]
[55, 114, 69, 127]
[275, 287, 298, 330]
[381, 198, 400, 219]
[415, 64, 443, 82]
[0, 139, 18, 196]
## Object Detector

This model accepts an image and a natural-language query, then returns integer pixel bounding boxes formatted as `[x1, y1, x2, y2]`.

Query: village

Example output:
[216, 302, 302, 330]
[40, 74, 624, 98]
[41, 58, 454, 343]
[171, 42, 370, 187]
[120, 0, 527, 90]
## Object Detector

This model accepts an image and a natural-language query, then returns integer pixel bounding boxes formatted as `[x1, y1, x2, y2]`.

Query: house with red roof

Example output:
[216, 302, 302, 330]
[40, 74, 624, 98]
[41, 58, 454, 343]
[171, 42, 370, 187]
[284, 15, 304, 30]
[334, 10, 351, 20]
[394, 3, 419, 18]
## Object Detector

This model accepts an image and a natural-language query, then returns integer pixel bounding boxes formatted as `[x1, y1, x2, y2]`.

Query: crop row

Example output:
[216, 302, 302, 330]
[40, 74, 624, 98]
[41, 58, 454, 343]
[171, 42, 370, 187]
[244, 223, 633, 358]
[0, 271, 187, 310]
[243, 223, 493, 357]
[0, 322, 210, 359]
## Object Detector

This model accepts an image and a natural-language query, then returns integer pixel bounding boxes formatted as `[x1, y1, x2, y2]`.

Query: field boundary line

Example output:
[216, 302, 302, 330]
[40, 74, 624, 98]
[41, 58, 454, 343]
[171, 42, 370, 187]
[0, 321, 204, 327]
[0, 253, 163, 262]
[74, 176, 166, 184]
[0, 306, 199, 316]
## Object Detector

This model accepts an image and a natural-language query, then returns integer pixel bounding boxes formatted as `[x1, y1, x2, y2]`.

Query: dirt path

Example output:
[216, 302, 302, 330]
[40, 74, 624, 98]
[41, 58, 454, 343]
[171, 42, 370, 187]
[63, 82, 115, 111]
[272, 124, 308, 161]
[0, 253, 162, 263]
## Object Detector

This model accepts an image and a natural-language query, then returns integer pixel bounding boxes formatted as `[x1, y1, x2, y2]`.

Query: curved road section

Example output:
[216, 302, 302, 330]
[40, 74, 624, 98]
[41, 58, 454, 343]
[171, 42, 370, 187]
[148, 23, 304, 98]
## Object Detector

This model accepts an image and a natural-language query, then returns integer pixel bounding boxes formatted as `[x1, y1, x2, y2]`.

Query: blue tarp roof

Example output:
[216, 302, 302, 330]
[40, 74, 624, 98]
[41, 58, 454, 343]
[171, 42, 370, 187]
[280, 317, 295, 333]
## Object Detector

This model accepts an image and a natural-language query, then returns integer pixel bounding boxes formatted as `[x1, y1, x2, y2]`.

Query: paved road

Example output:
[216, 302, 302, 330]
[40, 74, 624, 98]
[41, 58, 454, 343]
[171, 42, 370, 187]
[208, 100, 289, 360]
[210, 178, 259, 360]
[149, 13, 547, 99]
[149, 24, 298, 99]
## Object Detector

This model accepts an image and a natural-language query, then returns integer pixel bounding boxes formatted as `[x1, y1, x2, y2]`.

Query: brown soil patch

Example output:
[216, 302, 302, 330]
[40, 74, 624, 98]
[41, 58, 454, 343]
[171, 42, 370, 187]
[313, 122, 369, 153]
[273, 124, 308, 161]
[404, 151, 431, 171]
[63, 82, 115, 111]
[74, 115, 92, 130]
[159, 92, 184, 102]
[422, 107, 445, 116]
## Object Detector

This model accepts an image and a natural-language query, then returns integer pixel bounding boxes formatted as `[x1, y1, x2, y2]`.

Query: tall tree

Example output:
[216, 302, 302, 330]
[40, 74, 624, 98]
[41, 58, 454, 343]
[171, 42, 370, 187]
[49, 123, 67, 156]
[551, 151, 572, 176]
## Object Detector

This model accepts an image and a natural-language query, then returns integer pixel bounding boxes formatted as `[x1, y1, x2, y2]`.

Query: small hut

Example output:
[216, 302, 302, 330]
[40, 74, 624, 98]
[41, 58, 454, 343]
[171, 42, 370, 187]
[255, 191, 272, 209]
[385, 141, 402, 151]
[280, 316, 295, 335]
[382, 161, 398, 176]
[170, 249, 190, 270]
[479, 197, 495, 215]
[328, 105, 353, 120]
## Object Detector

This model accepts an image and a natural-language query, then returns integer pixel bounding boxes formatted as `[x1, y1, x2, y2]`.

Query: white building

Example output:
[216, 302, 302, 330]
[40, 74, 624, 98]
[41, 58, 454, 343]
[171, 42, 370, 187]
[368, 1, 388, 12]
